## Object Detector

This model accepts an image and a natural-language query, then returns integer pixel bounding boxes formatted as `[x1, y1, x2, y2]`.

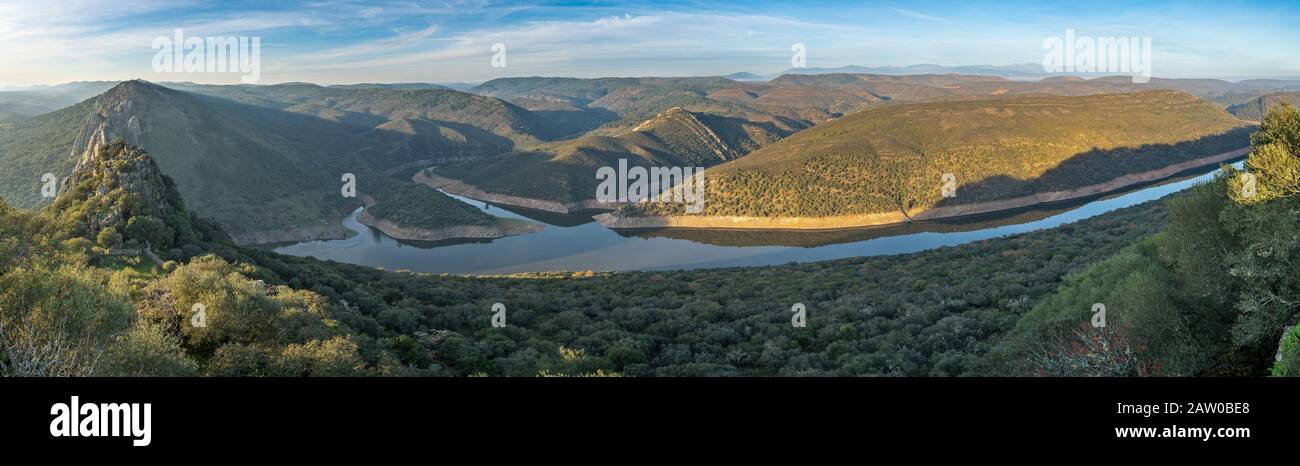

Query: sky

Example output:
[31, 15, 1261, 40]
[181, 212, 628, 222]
[0, 0, 1297, 86]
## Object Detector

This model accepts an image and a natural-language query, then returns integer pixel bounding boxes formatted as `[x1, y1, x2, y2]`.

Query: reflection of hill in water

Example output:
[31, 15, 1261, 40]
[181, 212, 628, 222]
[484, 203, 605, 227]
[620, 205, 1075, 247]
[622, 163, 1228, 248]
[367, 156, 1237, 250]
[392, 237, 495, 249]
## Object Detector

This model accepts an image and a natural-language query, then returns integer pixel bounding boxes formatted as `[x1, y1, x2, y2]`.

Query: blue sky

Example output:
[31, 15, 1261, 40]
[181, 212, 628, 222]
[1, 0, 1297, 86]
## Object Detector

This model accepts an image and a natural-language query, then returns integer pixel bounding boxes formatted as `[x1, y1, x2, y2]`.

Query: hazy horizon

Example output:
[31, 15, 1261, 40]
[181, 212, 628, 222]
[1, 0, 1297, 87]
[7, 67, 1300, 90]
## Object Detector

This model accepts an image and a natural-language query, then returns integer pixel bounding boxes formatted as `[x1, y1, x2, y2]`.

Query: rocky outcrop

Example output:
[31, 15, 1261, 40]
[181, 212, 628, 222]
[54, 139, 189, 242]
[65, 80, 158, 178]
[597, 147, 1252, 230]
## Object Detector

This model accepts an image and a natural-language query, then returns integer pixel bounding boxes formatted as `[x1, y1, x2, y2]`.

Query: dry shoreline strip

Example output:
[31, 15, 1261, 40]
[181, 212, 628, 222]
[595, 147, 1252, 230]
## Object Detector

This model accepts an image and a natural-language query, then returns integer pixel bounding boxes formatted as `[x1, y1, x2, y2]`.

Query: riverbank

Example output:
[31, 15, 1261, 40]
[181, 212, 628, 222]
[356, 208, 542, 242]
[596, 147, 1252, 230]
[414, 170, 616, 214]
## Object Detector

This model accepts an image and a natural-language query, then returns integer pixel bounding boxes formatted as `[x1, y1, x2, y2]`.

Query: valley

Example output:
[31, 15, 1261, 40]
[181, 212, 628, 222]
[4, 69, 1300, 378]
[9, 3, 1300, 455]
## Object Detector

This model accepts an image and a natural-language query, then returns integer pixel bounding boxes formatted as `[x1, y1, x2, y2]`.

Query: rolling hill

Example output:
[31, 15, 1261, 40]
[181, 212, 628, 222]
[327, 83, 448, 91]
[0, 98, 99, 208]
[613, 91, 1252, 225]
[1226, 92, 1300, 121]
[765, 73, 1300, 105]
[433, 106, 808, 209]
[726, 63, 1053, 81]
[470, 76, 884, 128]
[0, 80, 522, 244]
[431, 75, 928, 210]
[4, 76, 1280, 241]
[0, 81, 121, 122]
[167, 82, 579, 145]
[434, 75, 1284, 213]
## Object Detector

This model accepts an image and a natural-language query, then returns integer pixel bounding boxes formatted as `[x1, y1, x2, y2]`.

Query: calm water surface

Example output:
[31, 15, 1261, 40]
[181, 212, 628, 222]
[273, 164, 1238, 274]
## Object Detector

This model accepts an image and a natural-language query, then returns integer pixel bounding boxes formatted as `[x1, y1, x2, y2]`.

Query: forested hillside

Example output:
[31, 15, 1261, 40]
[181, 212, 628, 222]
[0, 81, 525, 244]
[632, 91, 1251, 219]
[1227, 92, 1300, 121]
[435, 106, 806, 205]
[994, 103, 1300, 377]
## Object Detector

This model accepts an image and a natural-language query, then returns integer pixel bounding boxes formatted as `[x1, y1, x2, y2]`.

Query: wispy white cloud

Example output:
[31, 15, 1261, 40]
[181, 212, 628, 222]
[0, 0, 1296, 86]
[889, 7, 951, 24]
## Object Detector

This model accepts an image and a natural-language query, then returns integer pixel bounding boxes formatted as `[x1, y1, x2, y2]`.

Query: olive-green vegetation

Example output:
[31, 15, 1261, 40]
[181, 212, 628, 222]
[0, 211, 369, 376]
[0, 81, 545, 243]
[995, 103, 1300, 377]
[444, 75, 946, 205]
[6, 78, 1300, 378]
[365, 182, 498, 229]
[470, 76, 858, 124]
[634, 91, 1250, 218]
[1226, 92, 1300, 122]
[777, 74, 1300, 108]
[426, 76, 1293, 210]
[0, 99, 97, 208]
[437, 107, 805, 204]
[0, 81, 357, 239]
[0, 82, 119, 123]
[228, 200, 1165, 376]
[49, 141, 201, 252]
[9, 124, 1296, 376]
[0, 151, 1170, 375]
[169, 81, 571, 145]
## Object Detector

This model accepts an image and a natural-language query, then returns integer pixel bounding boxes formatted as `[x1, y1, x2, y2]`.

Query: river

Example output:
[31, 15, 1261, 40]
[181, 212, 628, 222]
[272, 163, 1240, 275]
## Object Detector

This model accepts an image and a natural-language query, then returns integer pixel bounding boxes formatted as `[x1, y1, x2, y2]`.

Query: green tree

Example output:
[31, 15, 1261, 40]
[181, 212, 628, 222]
[125, 215, 173, 249]
[96, 226, 123, 249]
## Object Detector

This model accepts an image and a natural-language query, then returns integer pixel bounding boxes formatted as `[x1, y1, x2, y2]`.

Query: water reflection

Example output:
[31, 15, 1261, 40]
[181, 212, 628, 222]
[273, 162, 1239, 274]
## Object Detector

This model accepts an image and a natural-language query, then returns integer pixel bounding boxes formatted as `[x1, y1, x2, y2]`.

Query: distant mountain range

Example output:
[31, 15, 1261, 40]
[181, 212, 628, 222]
[724, 64, 1300, 84]
[322, 82, 480, 92]
[724, 64, 1051, 81]
[0, 81, 121, 122]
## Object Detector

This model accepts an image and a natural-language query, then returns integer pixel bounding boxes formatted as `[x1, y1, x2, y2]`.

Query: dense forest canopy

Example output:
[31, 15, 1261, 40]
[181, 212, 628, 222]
[993, 102, 1300, 376]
